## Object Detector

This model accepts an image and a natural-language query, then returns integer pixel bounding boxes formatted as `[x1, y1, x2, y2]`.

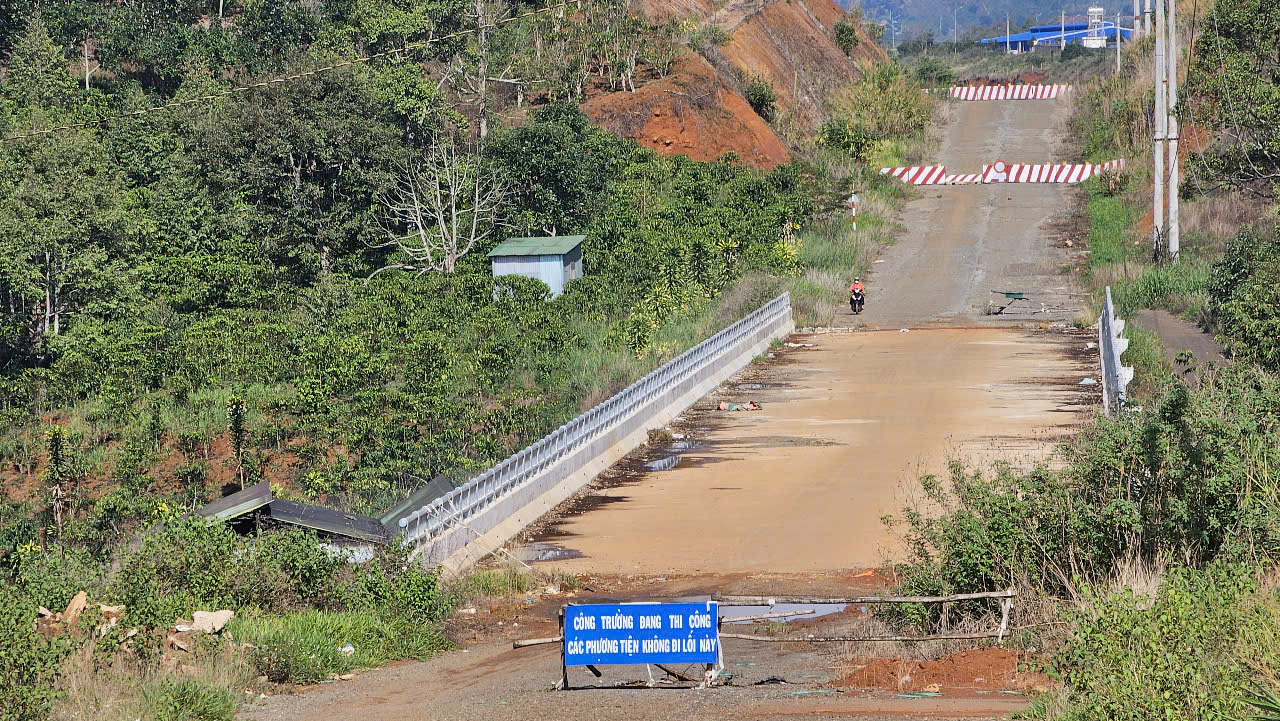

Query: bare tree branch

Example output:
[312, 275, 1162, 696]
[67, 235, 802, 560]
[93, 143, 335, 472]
[371, 137, 508, 278]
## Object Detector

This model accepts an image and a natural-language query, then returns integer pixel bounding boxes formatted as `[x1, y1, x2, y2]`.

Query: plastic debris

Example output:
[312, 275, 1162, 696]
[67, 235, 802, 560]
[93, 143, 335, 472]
[754, 676, 789, 685]
[1079, 377, 1098, 385]
[900, 328, 910, 333]
[896, 692, 943, 698]
[340, 644, 355, 656]
[791, 689, 834, 696]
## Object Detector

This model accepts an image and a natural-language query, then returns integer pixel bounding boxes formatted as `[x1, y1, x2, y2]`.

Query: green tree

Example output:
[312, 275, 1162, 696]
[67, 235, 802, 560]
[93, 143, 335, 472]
[834, 20, 859, 56]
[745, 75, 777, 121]
[487, 103, 638, 236]
[1185, 0, 1280, 194]
[3, 18, 78, 111]
[0, 127, 124, 363]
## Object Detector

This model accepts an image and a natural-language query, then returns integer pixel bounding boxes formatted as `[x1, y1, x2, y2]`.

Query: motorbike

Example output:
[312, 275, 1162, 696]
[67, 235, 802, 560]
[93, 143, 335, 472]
[849, 289, 865, 314]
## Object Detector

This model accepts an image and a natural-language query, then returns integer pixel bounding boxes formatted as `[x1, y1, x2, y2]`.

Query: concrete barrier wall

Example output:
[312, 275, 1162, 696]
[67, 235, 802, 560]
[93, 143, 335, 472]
[401, 293, 794, 572]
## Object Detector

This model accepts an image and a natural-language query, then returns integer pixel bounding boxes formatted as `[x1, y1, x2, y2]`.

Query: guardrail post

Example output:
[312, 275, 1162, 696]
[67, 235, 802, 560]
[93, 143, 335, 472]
[1099, 287, 1134, 415]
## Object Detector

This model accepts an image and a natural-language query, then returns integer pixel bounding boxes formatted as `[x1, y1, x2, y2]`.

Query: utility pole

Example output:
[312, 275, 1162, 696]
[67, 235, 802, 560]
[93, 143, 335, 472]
[1166, 0, 1180, 261]
[1133, 0, 1140, 36]
[954, 5, 959, 55]
[1152, 0, 1166, 258]
[1060, 10, 1065, 49]
[1143, 0, 1150, 34]
[1006, 14, 1010, 54]
[1116, 12, 1121, 74]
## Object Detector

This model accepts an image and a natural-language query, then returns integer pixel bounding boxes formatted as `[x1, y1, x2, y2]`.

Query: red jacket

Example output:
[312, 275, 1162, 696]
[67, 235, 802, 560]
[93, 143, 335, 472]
[849, 282, 864, 294]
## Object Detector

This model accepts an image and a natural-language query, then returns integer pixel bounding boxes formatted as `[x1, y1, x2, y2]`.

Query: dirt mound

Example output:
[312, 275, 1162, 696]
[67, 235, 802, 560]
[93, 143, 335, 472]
[834, 648, 1047, 692]
[718, 0, 886, 130]
[583, 54, 789, 168]
[585, 0, 884, 166]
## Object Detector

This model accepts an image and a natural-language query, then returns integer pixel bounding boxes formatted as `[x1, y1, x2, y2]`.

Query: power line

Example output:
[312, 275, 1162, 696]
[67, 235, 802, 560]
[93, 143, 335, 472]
[0, 0, 576, 144]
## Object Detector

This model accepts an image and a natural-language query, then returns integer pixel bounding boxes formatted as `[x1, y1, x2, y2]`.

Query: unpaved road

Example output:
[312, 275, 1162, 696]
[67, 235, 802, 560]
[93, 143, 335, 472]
[241, 99, 1093, 720]
[532, 328, 1093, 575]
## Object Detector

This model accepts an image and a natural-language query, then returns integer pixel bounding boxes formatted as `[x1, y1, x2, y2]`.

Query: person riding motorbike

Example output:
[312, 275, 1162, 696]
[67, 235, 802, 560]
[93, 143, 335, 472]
[849, 277, 865, 314]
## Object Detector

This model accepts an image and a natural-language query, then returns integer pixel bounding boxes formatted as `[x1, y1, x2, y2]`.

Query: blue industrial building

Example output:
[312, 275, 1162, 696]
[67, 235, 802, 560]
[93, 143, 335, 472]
[980, 22, 1132, 51]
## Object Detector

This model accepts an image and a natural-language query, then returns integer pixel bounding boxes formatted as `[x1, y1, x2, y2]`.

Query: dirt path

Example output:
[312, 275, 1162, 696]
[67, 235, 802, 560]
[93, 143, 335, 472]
[241, 99, 1091, 721]
[1131, 308, 1229, 370]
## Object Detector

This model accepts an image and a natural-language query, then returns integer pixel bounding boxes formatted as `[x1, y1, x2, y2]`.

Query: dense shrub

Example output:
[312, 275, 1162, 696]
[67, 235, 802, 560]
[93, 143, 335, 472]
[1209, 224, 1280, 370]
[834, 20, 859, 55]
[745, 75, 778, 121]
[826, 61, 935, 145]
[0, 582, 70, 721]
[892, 364, 1280, 603]
[911, 57, 955, 88]
[1052, 565, 1279, 721]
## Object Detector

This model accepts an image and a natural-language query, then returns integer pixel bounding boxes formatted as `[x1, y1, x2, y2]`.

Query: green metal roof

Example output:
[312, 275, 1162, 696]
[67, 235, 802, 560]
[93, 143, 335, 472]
[488, 235, 584, 257]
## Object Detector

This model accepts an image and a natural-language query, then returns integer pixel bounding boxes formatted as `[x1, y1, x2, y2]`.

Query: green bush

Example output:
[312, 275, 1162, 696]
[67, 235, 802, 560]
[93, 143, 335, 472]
[892, 364, 1280, 604]
[1061, 42, 1087, 61]
[745, 75, 777, 121]
[1053, 565, 1279, 721]
[1209, 224, 1280, 370]
[140, 678, 238, 721]
[834, 20, 859, 56]
[826, 61, 935, 144]
[911, 57, 955, 88]
[0, 582, 70, 721]
[817, 118, 877, 161]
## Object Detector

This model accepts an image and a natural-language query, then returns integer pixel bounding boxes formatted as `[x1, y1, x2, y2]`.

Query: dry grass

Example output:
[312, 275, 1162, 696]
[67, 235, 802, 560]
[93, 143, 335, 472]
[1180, 191, 1274, 245]
[52, 640, 256, 721]
[1111, 550, 1167, 606]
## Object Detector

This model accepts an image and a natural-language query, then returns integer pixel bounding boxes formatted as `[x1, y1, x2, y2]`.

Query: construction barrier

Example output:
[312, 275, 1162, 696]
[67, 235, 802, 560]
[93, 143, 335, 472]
[877, 165, 949, 185]
[949, 84, 1071, 100]
[879, 159, 1126, 186]
[980, 158, 1126, 184]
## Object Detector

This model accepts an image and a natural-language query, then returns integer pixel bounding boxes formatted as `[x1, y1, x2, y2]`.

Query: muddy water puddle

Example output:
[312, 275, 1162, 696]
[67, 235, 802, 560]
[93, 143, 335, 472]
[643, 441, 703, 471]
[719, 603, 850, 624]
[514, 542, 585, 563]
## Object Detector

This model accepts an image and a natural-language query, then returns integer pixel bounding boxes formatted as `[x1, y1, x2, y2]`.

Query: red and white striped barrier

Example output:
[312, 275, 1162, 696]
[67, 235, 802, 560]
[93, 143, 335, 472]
[878, 165, 949, 185]
[949, 84, 1071, 101]
[880, 159, 1127, 186]
[981, 159, 1126, 184]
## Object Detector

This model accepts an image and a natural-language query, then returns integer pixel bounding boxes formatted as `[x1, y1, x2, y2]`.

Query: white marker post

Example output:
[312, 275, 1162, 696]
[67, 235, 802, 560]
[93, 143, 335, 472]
[848, 193, 860, 231]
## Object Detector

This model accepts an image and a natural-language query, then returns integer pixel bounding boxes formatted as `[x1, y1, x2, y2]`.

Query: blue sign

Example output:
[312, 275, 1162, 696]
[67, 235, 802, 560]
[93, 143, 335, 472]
[564, 602, 720, 667]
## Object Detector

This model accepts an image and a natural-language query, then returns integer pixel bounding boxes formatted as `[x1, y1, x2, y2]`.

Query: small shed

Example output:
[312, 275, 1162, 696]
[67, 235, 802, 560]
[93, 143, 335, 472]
[487, 235, 584, 297]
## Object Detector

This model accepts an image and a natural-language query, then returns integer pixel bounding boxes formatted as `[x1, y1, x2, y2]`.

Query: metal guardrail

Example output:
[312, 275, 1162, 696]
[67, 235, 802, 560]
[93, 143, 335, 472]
[398, 292, 794, 552]
[1099, 286, 1134, 415]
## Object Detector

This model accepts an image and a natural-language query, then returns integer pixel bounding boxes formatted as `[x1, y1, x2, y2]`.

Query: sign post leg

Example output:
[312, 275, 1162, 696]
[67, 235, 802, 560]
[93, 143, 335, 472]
[559, 608, 569, 691]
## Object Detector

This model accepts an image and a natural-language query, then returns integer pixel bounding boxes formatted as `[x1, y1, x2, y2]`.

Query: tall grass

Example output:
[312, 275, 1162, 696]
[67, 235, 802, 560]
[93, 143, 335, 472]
[229, 609, 449, 684]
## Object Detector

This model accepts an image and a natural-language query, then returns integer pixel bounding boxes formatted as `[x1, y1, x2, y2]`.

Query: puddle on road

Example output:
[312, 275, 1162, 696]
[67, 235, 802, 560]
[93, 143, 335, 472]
[643, 441, 703, 472]
[719, 603, 850, 624]
[644, 455, 682, 472]
[513, 542, 584, 563]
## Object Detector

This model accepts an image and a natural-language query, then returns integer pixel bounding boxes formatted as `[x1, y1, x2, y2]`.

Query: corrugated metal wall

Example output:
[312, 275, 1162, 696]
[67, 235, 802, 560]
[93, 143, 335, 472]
[493, 252, 578, 297]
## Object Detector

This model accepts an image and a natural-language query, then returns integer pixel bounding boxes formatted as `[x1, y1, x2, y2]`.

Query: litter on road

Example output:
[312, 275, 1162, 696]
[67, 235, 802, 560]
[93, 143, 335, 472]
[718, 401, 761, 411]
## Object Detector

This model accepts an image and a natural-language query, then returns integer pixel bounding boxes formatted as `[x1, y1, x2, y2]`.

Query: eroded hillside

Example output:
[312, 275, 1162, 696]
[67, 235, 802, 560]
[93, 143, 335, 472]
[582, 0, 886, 165]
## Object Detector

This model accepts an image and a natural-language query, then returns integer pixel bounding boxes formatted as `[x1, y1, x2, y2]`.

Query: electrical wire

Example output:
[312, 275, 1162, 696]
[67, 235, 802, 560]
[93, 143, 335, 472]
[0, 0, 577, 144]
